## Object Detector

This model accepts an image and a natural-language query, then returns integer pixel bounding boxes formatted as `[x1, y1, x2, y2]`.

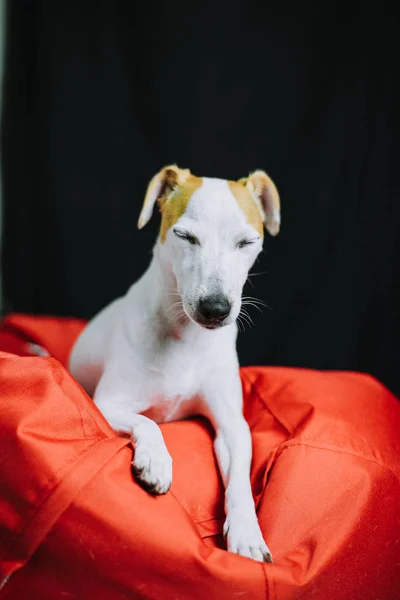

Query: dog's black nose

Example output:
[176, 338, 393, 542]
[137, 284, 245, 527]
[198, 295, 231, 324]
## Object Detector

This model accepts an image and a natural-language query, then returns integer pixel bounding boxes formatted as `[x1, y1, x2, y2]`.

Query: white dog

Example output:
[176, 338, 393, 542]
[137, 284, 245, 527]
[69, 165, 280, 563]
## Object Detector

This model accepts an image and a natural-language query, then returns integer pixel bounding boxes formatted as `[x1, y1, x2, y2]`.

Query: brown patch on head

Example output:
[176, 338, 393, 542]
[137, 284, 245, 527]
[137, 165, 202, 240]
[139, 166, 279, 241]
[228, 181, 264, 237]
[159, 174, 202, 242]
[232, 170, 280, 236]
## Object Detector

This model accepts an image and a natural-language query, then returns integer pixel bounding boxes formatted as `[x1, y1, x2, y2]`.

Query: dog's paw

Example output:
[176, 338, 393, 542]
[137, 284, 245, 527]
[132, 443, 172, 495]
[223, 515, 273, 563]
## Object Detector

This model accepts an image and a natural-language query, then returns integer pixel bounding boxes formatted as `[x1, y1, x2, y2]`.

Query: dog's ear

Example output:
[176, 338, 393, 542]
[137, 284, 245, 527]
[239, 170, 280, 236]
[138, 165, 191, 229]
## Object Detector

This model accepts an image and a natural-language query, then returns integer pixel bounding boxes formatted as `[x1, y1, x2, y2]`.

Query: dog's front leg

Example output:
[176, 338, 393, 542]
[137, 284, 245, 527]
[94, 370, 172, 495]
[203, 374, 273, 563]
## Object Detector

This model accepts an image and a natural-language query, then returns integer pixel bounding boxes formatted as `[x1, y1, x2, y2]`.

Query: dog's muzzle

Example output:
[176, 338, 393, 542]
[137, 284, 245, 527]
[195, 295, 231, 329]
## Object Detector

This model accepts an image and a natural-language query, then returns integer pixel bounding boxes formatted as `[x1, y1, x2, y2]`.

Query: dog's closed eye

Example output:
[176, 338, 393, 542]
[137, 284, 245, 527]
[237, 238, 259, 249]
[173, 228, 200, 246]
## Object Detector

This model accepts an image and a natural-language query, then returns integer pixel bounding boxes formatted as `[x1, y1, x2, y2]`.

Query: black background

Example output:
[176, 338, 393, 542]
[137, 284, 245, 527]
[1, 1, 399, 396]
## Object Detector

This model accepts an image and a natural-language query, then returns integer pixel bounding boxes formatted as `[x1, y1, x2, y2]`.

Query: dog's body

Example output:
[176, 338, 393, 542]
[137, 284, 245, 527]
[69, 166, 280, 563]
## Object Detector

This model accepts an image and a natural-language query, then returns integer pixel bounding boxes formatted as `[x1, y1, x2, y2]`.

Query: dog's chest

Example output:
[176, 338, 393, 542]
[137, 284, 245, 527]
[139, 369, 206, 424]
[134, 335, 212, 423]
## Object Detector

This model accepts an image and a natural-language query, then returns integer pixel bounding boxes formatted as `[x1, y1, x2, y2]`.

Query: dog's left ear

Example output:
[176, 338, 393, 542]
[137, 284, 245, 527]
[138, 165, 191, 229]
[239, 170, 280, 236]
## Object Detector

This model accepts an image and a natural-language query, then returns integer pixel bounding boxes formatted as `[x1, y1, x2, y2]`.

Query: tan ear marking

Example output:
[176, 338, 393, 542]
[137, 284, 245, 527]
[228, 180, 264, 236]
[241, 170, 280, 236]
[137, 165, 190, 230]
[159, 174, 202, 243]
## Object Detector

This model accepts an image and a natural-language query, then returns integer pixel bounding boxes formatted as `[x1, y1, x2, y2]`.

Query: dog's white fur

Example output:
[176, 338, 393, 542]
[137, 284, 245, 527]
[69, 166, 280, 563]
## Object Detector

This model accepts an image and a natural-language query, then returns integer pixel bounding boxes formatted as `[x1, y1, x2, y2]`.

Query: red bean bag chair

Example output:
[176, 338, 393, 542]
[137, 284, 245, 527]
[0, 313, 399, 600]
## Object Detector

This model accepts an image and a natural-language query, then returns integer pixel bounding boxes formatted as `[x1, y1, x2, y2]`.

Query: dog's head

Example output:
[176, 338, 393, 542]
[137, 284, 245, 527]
[138, 165, 280, 330]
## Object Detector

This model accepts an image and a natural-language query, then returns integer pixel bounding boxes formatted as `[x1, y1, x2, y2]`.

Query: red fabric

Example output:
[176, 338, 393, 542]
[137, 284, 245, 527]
[0, 314, 399, 600]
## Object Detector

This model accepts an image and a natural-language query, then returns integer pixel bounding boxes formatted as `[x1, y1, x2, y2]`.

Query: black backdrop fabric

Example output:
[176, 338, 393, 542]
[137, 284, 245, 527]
[1, 2, 400, 397]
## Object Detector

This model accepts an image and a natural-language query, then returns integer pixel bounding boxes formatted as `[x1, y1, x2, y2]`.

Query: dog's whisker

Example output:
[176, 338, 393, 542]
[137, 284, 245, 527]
[247, 271, 268, 278]
[168, 301, 183, 309]
[168, 317, 184, 326]
[238, 315, 250, 333]
[168, 307, 184, 317]
[168, 307, 186, 320]
[242, 295, 268, 306]
[240, 307, 255, 327]
[241, 296, 272, 311]
[242, 301, 263, 314]
[239, 313, 251, 331]
[166, 301, 184, 313]
[241, 300, 272, 314]
[166, 309, 183, 320]
[244, 310, 255, 325]
[241, 301, 261, 325]
[245, 301, 269, 309]
[242, 301, 262, 309]
[236, 315, 245, 333]
[165, 301, 186, 320]
[241, 315, 254, 329]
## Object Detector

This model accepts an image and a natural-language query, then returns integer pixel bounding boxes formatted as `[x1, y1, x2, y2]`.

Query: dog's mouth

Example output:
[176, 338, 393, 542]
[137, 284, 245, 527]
[193, 315, 230, 330]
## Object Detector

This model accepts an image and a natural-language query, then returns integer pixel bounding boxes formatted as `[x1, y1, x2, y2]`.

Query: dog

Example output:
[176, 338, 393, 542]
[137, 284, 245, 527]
[69, 165, 280, 563]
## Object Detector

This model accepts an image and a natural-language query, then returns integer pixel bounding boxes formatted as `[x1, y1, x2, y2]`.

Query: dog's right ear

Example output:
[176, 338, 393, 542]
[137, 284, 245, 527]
[137, 165, 191, 229]
[239, 170, 280, 236]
